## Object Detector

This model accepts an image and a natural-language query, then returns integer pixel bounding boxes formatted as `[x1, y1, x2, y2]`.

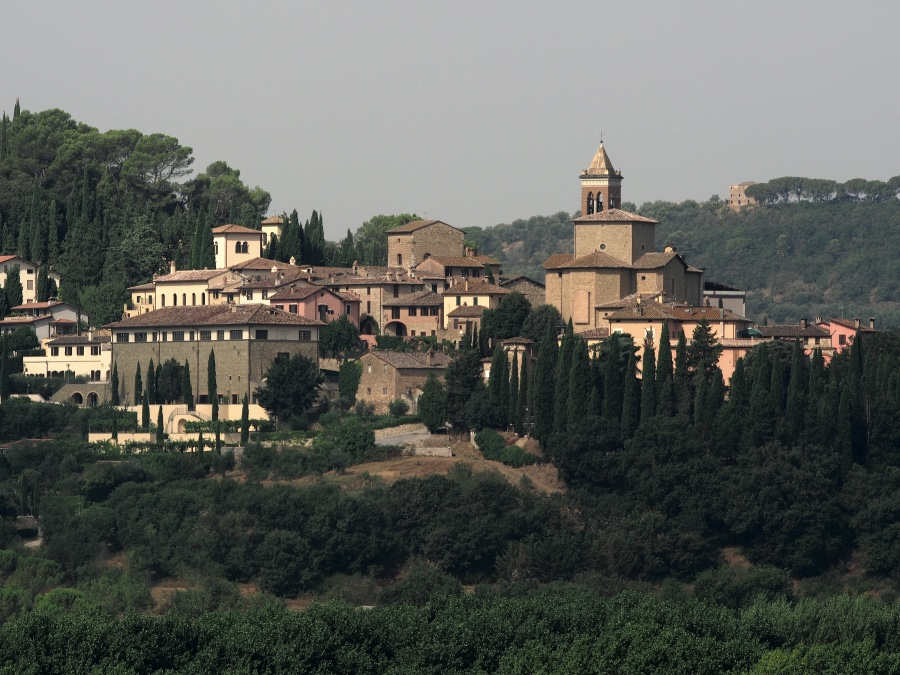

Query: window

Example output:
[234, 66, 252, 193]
[409, 307, 416, 317]
[366, 287, 371, 295]
[299, 330, 311, 341]
[345, 304, 351, 315]
[214, 242, 219, 255]
[230, 330, 243, 340]
[200, 330, 212, 341]
[262, 290, 268, 300]
[473, 297, 479, 305]
[51, 346, 59, 356]
[410, 330, 416, 336]
[432, 284, 437, 293]
[182, 294, 187, 306]
[116, 333, 129, 343]
[456, 296, 461, 306]
[149, 295, 153, 305]
[65, 346, 73, 356]
[173, 331, 185, 342]
[189, 331, 195, 341]
[391, 307, 400, 320]
[235, 241, 241, 253]
[91, 346, 100, 356]
[839, 334, 847, 346]
[430, 307, 439, 316]
[213, 291, 219, 300]
[201, 293, 205, 305]
[152, 332, 158, 342]
[162, 332, 167, 342]
[232, 394, 239, 404]
[461, 268, 469, 278]
[245, 289, 253, 300]
[277, 352, 289, 361]
[473, 269, 480, 278]
[76, 346, 84, 356]
[134, 332, 147, 343]
[397, 254, 402, 266]
[289, 304, 298, 314]
[255, 330, 268, 340]
[382, 387, 388, 395]
[26, 280, 33, 290]
[217, 330, 225, 341]
[191, 293, 196, 305]
[366, 301, 371, 314]
[241, 242, 248, 254]
[393, 285, 399, 298]
[640, 275, 646, 281]
[162, 295, 166, 306]
[367, 364, 372, 374]
[172, 294, 177, 306]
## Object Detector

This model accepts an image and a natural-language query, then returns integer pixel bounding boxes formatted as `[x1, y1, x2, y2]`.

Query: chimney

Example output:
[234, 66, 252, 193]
[352, 260, 358, 275]
[290, 256, 296, 266]
[465, 279, 469, 292]
[170, 260, 176, 275]
[815, 316, 822, 324]
[465, 246, 474, 258]
[870, 317, 876, 330]
[855, 317, 861, 329]
[426, 348, 434, 366]
[800, 318, 807, 329]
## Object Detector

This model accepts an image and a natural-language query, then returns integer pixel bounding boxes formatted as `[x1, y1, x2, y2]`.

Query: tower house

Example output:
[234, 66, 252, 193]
[580, 142, 623, 215]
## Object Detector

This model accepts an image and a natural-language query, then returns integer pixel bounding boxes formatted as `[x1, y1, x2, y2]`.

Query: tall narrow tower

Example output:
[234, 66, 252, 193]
[580, 142, 623, 215]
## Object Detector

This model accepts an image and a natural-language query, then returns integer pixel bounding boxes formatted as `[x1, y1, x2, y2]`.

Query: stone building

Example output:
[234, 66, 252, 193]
[104, 304, 323, 407]
[544, 143, 706, 330]
[385, 220, 464, 269]
[355, 350, 451, 414]
[499, 276, 545, 308]
[381, 290, 444, 337]
[726, 182, 757, 211]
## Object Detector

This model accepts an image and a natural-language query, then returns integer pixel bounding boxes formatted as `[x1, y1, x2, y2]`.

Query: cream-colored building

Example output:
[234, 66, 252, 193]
[260, 215, 284, 250]
[441, 279, 509, 331]
[213, 224, 264, 269]
[22, 334, 111, 381]
[0, 255, 61, 305]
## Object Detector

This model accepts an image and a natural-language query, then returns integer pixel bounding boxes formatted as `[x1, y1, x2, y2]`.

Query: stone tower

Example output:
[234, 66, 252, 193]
[580, 142, 623, 215]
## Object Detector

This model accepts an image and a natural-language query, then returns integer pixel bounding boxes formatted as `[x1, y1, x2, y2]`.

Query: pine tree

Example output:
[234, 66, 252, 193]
[182, 360, 193, 409]
[640, 344, 657, 423]
[134, 363, 142, 406]
[620, 345, 640, 438]
[156, 407, 164, 443]
[240, 394, 250, 446]
[532, 321, 559, 442]
[553, 320, 575, 433]
[208, 349, 218, 420]
[111, 364, 120, 405]
[567, 338, 593, 430]
[656, 323, 675, 416]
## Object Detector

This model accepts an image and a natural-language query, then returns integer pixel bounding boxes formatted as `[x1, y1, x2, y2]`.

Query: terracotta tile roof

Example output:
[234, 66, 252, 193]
[128, 282, 157, 291]
[571, 208, 657, 224]
[385, 219, 459, 234]
[267, 285, 325, 301]
[422, 256, 487, 268]
[447, 305, 486, 318]
[211, 224, 261, 235]
[632, 251, 680, 269]
[104, 304, 324, 329]
[366, 350, 451, 370]
[440, 280, 509, 296]
[500, 275, 544, 288]
[336, 291, 360, 302]
[154, 269, 225, 283]
[383, 290, 444, 307]
[472, 254, 500, 265]
[596, 293, 659, 309]
[823, 318, 877, 333]
[606, 303, 748, 323]
[0, 316, 43, 324]
[261, 216, 284, 225]
[11, 301, 72, 310]
[577, 327, 610, 339]
[228, 257, 297, 271]
[562, 250, 631, 269]
[542, 254, 575, 269]
[606, 304, 674, 321]
[0, 255, 21, 264]
[47, 335, 110, 345]
[758, 325, 831, 338]
[500, 337, 534, 345]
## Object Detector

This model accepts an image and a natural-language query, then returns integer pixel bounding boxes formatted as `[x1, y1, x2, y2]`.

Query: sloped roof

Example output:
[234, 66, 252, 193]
[499, 337, 534, 345]
[10, 301, 75, 311]
[447, 305, 486, 318]
[577, 327, 610, 339]
[211, 224, 261, 235]
[154, 269, 225, 283]
[366, 350, 451, 370]
[385, 219, 460, 235]
[499, 275, 545, 288]
[261, 216, 284, 225]
[128, 282, 157, 291]
[422, 256, 487, 268]
[823, 318, 877, 333]
[267, 285, 323, 301]
[606, 303, 749, 323]
[542, 254, 575, 270]
[562, 250, 631, 269]
[229, 257, 296, 271]
[104, 304, 324, 329]
[632, 251, 680, 270]
[571, 209, 657, 224]
[440, 280, 509, 296]
[758, 325, 830, 338]
[383, 290, 444, 307]
[47, 335, 110, 345]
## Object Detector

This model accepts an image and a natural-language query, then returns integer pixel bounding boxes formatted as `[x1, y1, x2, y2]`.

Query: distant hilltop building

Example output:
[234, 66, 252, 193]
[726, 181, 758, 211]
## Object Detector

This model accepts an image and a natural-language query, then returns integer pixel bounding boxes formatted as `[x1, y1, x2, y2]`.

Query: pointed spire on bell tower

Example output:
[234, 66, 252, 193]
[580, 140, 623, 215]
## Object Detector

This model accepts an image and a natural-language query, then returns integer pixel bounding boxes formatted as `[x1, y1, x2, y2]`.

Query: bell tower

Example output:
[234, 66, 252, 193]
[580, 142, 623, 215]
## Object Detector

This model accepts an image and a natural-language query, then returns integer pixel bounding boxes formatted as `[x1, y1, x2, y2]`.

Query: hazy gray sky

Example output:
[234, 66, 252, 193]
[3, 1, 899, 239]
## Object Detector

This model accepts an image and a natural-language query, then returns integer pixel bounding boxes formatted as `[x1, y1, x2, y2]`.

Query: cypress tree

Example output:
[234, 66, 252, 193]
[602, 333, 623, 422]
[240, 394, 250, 446]
[497, 350, 510, 426]
[146, 360, 156, 405]
[182, 360, 193, 409]
[156, 407, 164, 443]
[770, 354, 785, 417]
[142, 395, 150, 430]
[567, 338, 593, 430]
[729, 357, 749, 410]
[36, 266, 49, 302]
[674, 332, 691, 415]
[705, 367, 725, 421]
[197, 430, 204, 461]
[208, 349, 218, 421]
[111, 411, 118, 441]
[786, 340, 807, 439]
[489, 345, 507, 423]
[640, 344, 657, 423]
[835, 382, 853, 467]
[0, 337, 9, 400]
[553, 320, 575, 433]
[749, 344, 775, 445]
[620, 345, 640, 438]
[134, 363, 142, 406]
[509, 350, 520, 431]
[532, 320, 558, 442]
[656, 323, 675, 416]
[3, 265, 22, 308]
[471, 324, 480, 355]
[518, 357, 529, 434]
[13, 98, 20, 119]
[111, 364, 120, 405]
[0, 113, 7, 159]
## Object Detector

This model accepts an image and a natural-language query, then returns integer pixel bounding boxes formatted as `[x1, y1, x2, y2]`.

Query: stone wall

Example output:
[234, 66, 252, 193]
[387, 223, 463, 268]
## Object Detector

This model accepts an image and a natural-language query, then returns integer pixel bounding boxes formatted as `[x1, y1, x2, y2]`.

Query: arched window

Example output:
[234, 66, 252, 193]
[182, 293, 187, 306]
[161, 295, 166, 307]
[172, 294, 177, 306]
[214, 242, 219, 255]
[235, 241, 241, 253]
[201, 293, 206, 305]
[587, 192, 594, 215]
[242, 241, 249, 254]
[596, 193, 604, 212]
[192, 293, 196, 306]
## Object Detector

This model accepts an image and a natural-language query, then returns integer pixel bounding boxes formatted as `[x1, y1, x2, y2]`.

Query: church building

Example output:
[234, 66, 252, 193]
[543, 143, 704, 329]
